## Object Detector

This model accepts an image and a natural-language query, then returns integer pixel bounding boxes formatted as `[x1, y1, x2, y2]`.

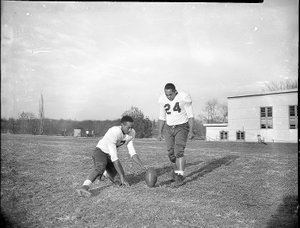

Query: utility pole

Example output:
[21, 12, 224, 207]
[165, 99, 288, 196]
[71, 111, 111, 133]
[38, 92, 44, 135]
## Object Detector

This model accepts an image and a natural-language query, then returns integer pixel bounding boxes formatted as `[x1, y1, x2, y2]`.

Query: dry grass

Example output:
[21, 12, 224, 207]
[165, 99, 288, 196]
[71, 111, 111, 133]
[1, 134, 298, 228]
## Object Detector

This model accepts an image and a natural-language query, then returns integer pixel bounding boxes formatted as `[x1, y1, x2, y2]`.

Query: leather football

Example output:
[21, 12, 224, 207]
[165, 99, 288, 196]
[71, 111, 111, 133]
[145, 167, 157, 187]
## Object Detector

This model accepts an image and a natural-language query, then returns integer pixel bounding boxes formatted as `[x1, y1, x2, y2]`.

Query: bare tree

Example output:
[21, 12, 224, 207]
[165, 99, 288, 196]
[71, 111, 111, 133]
[8, 118, 18, 134]
[19, 112, 37, 134]
[262, 79, 298, 92]
[203, 99, 218, 123]
[198, 99, 228, 124]
[122, 106, 144, 119]
[217, 103, 228, 123]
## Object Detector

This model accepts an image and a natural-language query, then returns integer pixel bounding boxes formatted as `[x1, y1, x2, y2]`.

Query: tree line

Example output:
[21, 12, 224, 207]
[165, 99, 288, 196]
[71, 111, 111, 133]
[1, 106, 209, 139]
[0, 107, 152, 138]
[2, 79, 296, 138]
[0, 115, 152, 138]
[0, 97, 244, 138]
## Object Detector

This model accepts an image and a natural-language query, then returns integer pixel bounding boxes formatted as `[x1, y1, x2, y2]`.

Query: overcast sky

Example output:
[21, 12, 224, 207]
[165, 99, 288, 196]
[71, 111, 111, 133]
[1, 1, 298, 121]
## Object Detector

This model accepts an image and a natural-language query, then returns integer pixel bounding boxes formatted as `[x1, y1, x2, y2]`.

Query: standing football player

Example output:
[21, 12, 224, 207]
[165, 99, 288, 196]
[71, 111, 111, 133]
[157, 83, 195, 188]
[77, 115, 147, 197]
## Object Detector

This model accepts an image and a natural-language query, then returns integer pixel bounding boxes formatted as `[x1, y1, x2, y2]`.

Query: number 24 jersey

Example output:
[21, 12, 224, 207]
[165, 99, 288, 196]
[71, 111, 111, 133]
[158, 91, 194, 126]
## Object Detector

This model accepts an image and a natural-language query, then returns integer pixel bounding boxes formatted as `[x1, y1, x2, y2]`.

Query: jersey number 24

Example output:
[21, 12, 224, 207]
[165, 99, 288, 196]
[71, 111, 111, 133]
[164, 102, 181, 114]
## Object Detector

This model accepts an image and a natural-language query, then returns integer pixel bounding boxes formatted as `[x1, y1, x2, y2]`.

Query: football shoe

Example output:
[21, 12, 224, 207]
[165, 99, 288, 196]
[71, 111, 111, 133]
[76, 185, 91, 198]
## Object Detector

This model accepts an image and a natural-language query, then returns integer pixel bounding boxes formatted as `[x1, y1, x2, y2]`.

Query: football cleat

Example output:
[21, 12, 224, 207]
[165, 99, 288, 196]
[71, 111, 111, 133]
[171, 174, 185, 188]
[76, 185, 91, 198]
[170, 170, 176, 182]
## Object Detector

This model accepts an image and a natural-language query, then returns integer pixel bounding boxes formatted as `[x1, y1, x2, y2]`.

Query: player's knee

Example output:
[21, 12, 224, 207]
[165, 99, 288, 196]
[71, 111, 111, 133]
[169, 157, 176, 163]
[94, 162, 106, 174]
[168, 154, 176, 163]
[174, 151, 184, 158]
[174, 144, 185, 157]
[168, 149, 176, 163]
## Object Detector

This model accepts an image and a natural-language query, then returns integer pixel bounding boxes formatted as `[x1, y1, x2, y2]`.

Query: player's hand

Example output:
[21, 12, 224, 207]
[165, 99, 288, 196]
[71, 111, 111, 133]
[120, 181, 130, 187]
[143, 165, 150, 171]
[120, 176, 130, 187]
[188, 132, 195, 140]
[157, 134, 164, 141]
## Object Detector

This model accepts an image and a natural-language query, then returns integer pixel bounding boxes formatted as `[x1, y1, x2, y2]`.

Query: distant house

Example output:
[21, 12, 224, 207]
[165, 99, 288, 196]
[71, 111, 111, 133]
[204, 89, 298, 143]
[74, 129, 82, 137]
[203, 123, 228, 141]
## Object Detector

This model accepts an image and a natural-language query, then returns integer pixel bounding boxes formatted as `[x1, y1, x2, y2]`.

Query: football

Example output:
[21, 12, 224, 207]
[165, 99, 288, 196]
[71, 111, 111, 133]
[145, 167, 157, 188]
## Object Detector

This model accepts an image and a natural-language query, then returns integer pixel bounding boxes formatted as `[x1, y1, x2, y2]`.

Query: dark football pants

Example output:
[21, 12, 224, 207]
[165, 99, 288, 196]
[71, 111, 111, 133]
[87, 147, 117, 182]
[165, 122, 189, 163]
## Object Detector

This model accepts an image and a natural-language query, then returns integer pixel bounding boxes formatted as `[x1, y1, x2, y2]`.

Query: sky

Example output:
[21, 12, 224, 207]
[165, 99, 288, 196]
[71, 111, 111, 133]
[1, 1, 298, 121]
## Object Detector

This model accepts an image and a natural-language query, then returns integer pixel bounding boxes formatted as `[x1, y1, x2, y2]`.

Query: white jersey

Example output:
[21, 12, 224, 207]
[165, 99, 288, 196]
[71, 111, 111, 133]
[96, 126, 136, 162]
[158, 91, 194, 126]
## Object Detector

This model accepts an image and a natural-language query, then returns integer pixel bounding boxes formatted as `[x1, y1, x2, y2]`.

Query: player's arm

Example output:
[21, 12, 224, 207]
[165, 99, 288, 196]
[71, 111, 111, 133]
[158, 103, 166, 141]
[188, 117, 195, 139]
[184, 101, 195, 139]
[112, 159, 129, 186]
[108, 143, 129, 186]
[131, 154, 147, 170]
[157, 120, 166, 141]
[127, 137, 147, 170]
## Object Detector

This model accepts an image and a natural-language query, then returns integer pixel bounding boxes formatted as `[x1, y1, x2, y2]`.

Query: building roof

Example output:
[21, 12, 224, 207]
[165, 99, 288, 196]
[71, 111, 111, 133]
[203, 123, 228, 127]
[227, 89, 298, 99]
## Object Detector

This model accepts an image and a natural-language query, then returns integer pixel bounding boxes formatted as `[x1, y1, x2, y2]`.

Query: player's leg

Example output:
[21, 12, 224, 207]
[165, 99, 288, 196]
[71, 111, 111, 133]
[103, 160, 118, 183]
[165, 126, 176, 181]
[77, 148, 108, 197]
[99, 154, 117, 183]
[169, 162, 177, 181]
[172, 123, 189, 187]
[176, 156, 186, 176]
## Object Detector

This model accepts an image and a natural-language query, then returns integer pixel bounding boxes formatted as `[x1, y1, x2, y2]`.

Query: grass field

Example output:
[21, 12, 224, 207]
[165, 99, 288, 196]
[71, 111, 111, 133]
[1, 134, 298, 228]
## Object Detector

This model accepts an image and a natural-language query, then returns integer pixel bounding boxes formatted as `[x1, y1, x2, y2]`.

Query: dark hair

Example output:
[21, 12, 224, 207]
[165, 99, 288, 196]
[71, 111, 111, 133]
[121, 115, 134, 123]
[164, 83, 176, 91]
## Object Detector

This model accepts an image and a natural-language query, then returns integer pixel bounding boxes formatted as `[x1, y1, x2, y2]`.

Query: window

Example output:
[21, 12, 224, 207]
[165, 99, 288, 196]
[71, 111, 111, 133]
[289, 105, 298, 129]
[236, 130, 245, 141]
[260, 107, 273, 129]
[220, 131, 228, 140]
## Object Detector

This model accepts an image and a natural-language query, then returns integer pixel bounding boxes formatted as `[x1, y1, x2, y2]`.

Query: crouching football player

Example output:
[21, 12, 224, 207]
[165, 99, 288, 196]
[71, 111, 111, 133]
[77, 115, 147, 197]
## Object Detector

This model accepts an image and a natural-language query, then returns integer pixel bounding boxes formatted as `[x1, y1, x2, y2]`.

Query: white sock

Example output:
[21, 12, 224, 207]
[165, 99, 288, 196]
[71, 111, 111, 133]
[83, 180, 92, 186]
[103, 171, 108, 177]
[175, 170, 184, 176]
